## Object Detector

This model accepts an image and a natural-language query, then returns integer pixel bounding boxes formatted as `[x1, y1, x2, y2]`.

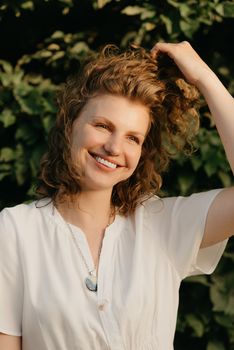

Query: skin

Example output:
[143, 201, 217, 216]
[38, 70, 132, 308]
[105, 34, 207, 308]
[1, 41, 233, 349]
[0, 334, 21, 350]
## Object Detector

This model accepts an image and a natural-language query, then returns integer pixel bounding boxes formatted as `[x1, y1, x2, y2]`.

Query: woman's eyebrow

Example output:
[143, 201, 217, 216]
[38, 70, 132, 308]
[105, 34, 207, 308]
[130, 130, 146, 137]
[91, 116, 146, 137]
[91, 116, 115, 129]
[91, 116, 113, 125]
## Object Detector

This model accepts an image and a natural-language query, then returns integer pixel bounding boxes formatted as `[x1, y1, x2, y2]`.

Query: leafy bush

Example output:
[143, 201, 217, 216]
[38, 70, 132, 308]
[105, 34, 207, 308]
[0, 0, 233, 348]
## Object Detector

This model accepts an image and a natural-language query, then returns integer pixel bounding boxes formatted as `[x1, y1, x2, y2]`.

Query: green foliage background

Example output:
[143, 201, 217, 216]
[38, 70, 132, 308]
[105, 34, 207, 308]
[0, 0, 233, 348]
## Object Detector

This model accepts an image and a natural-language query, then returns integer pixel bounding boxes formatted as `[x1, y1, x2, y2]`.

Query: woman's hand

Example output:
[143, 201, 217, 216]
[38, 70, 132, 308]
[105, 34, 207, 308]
[151, 41, 213, 88]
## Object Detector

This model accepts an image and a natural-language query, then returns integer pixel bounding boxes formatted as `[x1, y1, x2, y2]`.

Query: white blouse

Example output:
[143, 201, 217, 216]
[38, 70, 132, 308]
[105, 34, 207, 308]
[0, 189, 227, 350]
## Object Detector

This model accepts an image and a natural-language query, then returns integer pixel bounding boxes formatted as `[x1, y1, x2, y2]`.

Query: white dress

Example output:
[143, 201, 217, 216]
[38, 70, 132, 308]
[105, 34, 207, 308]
[0, 189, 228, 350]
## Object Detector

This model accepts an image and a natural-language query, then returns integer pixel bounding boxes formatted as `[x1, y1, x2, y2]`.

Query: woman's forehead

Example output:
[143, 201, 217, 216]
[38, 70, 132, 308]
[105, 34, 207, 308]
[75, 94, 151, 134]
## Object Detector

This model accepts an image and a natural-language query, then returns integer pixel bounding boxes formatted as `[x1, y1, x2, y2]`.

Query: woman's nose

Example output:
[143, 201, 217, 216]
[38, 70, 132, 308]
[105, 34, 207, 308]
[104, 134, 122, 156]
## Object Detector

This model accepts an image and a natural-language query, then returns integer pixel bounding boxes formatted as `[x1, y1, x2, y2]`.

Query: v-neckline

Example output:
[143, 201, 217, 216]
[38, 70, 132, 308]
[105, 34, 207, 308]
[50, 203, 124, 273]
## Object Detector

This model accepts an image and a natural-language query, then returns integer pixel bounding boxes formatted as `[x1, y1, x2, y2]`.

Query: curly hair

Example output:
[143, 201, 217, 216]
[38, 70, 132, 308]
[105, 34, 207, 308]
[36, 44, 200, 215]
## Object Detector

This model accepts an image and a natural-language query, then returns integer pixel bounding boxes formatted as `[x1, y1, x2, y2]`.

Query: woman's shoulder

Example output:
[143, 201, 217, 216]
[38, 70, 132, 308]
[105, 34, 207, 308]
[139, 194, 176, 213]
[0, 198, 52, 225]
[139, 189, 223, 216]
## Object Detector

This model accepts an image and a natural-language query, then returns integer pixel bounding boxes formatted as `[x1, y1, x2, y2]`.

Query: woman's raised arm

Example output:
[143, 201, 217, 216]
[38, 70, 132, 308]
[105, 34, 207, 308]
[151, 41, 234, 247]
[0, 333, 21, 350]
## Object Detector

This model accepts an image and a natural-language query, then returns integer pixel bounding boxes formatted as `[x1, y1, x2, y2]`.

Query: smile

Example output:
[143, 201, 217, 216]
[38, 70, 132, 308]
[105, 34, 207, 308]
[95, 156, 117, 169]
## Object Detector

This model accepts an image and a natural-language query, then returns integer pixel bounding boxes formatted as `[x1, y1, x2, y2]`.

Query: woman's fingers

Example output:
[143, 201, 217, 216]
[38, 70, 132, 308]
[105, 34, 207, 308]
[151, 41, 212, 86]
[151, 42, 180, 59]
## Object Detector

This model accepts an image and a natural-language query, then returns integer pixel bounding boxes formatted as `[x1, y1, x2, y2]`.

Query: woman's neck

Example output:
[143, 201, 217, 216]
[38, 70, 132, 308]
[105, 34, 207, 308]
[56, 189, 114, 231]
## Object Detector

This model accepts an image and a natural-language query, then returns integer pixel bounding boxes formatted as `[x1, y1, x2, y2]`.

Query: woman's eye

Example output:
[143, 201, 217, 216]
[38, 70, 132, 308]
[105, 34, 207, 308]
[128, 135, 140, 144]
[96, 123, 109, 130]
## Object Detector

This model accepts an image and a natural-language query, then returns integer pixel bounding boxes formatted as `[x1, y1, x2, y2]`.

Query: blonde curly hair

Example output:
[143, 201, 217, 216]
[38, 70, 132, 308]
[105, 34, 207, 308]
[36, 44, 200, 215]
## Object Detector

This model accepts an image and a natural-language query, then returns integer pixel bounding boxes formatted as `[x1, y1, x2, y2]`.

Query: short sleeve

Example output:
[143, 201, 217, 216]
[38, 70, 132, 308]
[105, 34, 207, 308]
[0, 208, 23, 336]
[155, 189, 228, 279]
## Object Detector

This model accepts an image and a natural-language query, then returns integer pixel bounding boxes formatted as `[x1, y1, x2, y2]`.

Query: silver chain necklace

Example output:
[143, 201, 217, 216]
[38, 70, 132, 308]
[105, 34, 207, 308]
[54, 203, 115, 292]
[66, 222, 104, 292]
[65, 210, 114, 292]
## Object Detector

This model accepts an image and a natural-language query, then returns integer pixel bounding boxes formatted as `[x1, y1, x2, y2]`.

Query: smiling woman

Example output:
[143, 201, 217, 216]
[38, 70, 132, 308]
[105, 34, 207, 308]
[37, 45, 200, 214]
[0, 42, 233, 350]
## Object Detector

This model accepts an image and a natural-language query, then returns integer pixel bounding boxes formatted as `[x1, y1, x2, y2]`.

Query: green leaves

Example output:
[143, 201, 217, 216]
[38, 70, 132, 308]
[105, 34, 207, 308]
[93, 0, 112, 9]
[17, 31, 93, 75]
[207, 341, 226, 350]
[165, 0, 234, 38]
[0, 53, 57, 201]
[210, 273, 234, 315]
[122, 5, 156, 19]
[0, 0, 34, 19]
[186, 313, 205, 337]
[195, 128, 232, 186]
[0, 109, 16, 128]
[216, 1, 234, 17]
[0, 147, 14, 162]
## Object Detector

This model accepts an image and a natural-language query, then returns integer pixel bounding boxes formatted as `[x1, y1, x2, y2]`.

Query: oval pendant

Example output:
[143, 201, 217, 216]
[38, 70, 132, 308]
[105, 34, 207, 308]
[85, 277, 97, 292]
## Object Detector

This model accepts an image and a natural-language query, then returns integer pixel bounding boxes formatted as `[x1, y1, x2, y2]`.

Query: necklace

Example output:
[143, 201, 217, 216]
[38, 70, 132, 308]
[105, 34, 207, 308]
[65, 210, 114, 292]
[66, 223, 104, 292]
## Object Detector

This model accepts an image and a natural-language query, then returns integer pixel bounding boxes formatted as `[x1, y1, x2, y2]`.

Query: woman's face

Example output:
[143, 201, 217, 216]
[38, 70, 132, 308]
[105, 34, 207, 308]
[71, 94, 150, 192]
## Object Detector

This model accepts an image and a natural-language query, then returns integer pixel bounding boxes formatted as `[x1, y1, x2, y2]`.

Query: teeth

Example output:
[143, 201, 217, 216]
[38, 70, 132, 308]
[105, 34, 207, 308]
[95, 156, 117, 169]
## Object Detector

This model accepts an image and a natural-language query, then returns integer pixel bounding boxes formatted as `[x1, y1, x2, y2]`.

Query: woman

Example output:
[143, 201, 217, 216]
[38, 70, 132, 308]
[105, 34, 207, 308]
[0, 41, 233, 350]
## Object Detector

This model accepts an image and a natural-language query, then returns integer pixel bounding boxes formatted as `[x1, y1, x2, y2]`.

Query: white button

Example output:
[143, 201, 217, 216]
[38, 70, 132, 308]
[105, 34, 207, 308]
[98, 299, 109, 311]
[98, 304, 105, 311]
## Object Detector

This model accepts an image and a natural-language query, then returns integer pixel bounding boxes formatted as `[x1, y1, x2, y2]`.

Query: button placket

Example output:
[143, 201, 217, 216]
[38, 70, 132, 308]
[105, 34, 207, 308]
[97, 227, 124, 349]
[98, 298, 109, 311]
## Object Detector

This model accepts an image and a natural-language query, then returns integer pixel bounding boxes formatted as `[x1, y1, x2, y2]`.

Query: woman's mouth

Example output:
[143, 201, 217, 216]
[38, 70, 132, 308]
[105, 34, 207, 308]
[95, 156, 117, 169]
[89, 152, 119, 169]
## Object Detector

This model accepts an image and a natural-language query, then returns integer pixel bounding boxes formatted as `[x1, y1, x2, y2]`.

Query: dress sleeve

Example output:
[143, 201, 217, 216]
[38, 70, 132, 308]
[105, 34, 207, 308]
[0, 208, 23, 336]
[156, 189, 228, 279]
